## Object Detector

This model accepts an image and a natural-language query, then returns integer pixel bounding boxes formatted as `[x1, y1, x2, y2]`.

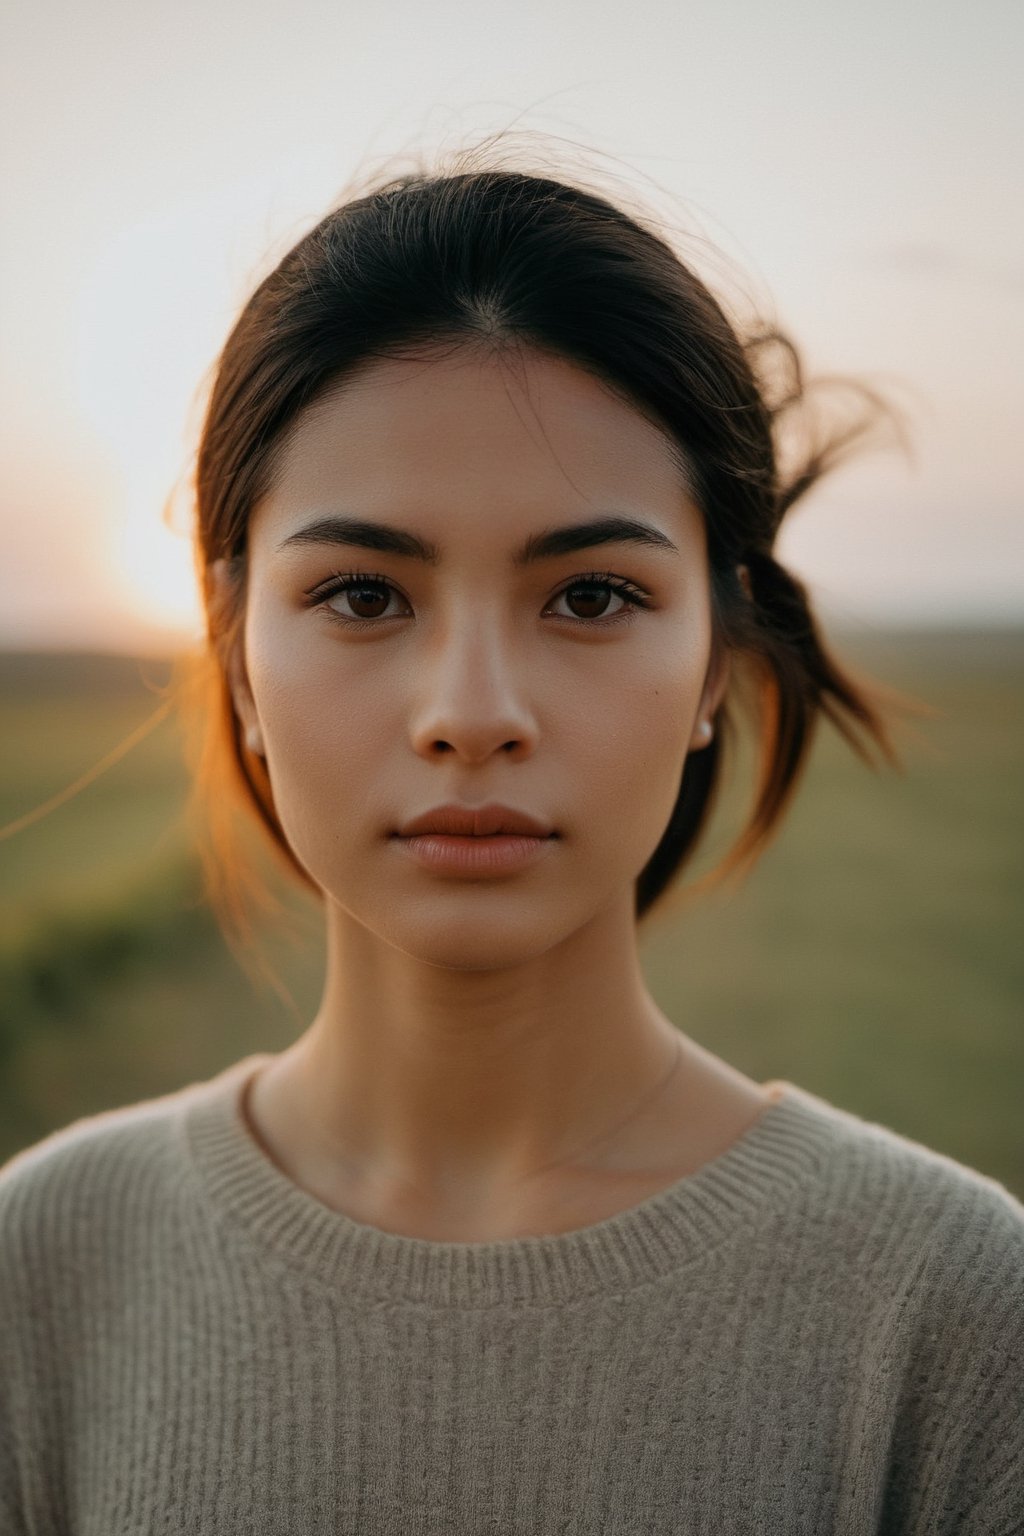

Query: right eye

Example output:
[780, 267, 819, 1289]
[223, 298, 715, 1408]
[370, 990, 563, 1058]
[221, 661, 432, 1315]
[305, 572, 412, 625]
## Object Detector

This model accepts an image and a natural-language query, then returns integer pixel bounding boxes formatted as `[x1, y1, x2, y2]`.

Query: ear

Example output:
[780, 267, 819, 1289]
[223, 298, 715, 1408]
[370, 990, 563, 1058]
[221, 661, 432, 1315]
[210, 558, 265, 758]
[688, 639, 731, 753]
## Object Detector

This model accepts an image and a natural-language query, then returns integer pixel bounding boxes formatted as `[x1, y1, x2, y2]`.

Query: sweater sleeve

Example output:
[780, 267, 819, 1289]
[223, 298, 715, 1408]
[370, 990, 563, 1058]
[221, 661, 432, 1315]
[0, 1395, 26, 1536]
[0, 1133, 84, 1536]
[891, 1171, 1024, 1534]
[0, 1168, 33, 1536]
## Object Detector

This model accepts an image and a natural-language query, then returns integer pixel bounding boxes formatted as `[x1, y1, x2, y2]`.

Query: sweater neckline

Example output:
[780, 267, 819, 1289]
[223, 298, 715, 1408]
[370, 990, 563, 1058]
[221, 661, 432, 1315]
[183, 1053, 835, 1307]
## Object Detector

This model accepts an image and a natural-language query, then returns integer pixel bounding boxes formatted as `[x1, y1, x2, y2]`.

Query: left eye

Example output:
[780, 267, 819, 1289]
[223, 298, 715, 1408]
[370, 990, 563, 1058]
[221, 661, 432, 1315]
[545, 572, 653, 623]
[550, 581, 629, 620]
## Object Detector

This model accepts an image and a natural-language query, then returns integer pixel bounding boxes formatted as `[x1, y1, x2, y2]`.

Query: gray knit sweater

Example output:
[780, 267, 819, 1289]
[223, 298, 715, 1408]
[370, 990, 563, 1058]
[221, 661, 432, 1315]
[1, 1053, 1022, 1534]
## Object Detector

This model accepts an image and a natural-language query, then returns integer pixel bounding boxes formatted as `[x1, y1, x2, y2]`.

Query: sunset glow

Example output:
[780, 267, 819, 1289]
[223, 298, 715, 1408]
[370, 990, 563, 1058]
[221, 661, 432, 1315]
[2, 2, 1021, 650]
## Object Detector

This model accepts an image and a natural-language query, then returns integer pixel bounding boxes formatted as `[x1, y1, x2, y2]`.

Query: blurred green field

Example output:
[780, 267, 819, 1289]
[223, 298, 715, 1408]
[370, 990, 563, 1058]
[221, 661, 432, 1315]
[1, 631, 1022, 1196]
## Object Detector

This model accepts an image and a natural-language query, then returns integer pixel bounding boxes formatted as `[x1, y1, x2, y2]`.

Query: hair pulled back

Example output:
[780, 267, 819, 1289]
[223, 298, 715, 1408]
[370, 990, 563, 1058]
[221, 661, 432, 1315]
[190, 152, 897, 939]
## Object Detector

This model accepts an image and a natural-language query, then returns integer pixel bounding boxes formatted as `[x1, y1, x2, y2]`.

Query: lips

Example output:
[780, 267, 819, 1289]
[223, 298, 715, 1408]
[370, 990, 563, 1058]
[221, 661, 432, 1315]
[394, 803, 556, 838]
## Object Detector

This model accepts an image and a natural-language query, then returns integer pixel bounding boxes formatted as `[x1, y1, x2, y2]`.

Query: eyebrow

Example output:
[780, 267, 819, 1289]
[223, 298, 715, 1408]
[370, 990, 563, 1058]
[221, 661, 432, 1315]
[276, 514, 680, 564]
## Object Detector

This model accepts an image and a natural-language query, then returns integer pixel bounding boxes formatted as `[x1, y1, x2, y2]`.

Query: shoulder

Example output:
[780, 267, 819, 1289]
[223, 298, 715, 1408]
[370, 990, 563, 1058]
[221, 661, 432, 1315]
[767, 1087, 1024, 1302]
[2, 1078, 189, 1206]
[0, 1061, 253, 1290]
[778, 1088, 1024, 1526]
[779, 1082, 1024, 1224]
[776, 1083, 1024, 1358]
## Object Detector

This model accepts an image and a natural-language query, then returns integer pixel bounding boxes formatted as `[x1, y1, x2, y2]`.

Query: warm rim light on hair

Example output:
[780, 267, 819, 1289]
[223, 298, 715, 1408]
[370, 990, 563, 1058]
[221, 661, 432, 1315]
[181, 142, 911, 956]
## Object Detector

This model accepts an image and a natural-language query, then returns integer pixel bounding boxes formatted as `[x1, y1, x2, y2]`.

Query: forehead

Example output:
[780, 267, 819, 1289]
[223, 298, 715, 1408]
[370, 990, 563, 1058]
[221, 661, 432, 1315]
[253, 346, 699, 551]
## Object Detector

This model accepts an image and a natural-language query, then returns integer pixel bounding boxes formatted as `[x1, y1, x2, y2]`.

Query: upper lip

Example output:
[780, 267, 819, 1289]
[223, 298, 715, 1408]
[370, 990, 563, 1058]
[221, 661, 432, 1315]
[394, 804, 556, 838]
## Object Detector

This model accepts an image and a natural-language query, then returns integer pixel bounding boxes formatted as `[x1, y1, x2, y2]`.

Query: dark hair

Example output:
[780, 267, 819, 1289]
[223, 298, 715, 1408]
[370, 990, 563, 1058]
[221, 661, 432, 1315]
[187, 148, 899, 943]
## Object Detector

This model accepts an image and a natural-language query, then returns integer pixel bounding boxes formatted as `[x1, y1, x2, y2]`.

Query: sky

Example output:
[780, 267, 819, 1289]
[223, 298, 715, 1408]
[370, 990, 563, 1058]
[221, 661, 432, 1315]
[1, 0, 1021, 652]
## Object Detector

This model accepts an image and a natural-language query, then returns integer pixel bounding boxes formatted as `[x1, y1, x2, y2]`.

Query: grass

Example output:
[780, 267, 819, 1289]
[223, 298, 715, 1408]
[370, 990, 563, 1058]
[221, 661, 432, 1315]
[1, 631, 1021, 1197]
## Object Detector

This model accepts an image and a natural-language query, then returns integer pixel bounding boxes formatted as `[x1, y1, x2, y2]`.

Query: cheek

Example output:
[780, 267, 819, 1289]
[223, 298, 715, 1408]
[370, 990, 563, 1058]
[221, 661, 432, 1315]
[244, 615, 392, 840]
[563, 636, 706, 833]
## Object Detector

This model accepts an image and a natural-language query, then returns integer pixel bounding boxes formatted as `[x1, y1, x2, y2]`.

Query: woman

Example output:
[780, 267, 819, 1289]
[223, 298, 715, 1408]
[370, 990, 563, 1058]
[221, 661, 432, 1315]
[2, 155, 1022, 1533]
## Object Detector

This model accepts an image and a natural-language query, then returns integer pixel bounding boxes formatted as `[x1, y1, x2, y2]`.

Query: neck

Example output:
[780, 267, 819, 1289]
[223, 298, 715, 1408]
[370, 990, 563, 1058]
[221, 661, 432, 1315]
[256, 894, 688, 1204]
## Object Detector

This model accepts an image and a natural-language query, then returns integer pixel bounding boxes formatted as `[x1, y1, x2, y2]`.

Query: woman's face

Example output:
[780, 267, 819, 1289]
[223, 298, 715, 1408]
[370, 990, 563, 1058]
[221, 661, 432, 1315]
[229, 345, 727, 968]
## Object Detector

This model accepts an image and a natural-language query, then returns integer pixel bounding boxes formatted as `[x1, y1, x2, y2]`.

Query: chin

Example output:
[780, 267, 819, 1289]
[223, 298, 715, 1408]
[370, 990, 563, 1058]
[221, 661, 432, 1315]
[353, 885, 595, 972]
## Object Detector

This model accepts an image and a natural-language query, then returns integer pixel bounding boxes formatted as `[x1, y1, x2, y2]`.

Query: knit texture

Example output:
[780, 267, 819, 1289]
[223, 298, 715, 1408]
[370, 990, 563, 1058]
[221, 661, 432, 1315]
[1, 1053, 1022, 1534]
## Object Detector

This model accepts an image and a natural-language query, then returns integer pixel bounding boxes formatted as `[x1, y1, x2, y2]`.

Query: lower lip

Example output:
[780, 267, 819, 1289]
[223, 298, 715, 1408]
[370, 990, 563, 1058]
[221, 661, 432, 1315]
[391, 833, 558, 875]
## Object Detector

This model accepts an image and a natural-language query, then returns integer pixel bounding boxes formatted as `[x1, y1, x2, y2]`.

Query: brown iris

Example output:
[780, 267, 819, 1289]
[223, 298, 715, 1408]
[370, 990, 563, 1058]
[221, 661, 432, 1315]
[563, 582, 613, 619]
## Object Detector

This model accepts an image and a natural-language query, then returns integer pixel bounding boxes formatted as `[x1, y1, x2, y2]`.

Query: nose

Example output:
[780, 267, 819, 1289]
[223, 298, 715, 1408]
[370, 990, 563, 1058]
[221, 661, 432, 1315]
[407, 615, 540, 765]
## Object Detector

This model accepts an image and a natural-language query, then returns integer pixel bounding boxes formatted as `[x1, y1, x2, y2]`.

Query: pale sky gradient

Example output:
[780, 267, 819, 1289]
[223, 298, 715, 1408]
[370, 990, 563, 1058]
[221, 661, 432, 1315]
[2, 0, 1021, 652]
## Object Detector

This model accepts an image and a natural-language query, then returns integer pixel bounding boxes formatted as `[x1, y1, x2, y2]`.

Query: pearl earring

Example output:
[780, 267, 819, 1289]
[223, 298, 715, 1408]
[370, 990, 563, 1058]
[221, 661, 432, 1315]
[697, 719, 713, 743]
[245, 724, 265, 756]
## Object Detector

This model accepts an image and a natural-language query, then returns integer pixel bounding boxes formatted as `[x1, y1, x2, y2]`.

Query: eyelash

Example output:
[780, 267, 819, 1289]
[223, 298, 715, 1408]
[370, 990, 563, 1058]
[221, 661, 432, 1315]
[303, 569, 654, 630]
